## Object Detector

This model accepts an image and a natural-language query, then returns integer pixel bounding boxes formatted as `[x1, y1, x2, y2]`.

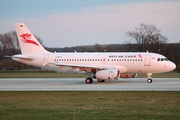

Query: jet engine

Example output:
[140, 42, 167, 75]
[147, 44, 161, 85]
[119, 73, 137, 78]
[92, 70, 119, 80]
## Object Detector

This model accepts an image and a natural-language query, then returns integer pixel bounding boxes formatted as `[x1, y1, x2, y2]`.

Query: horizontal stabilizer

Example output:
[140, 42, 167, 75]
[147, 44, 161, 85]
[4, 55, 12, 58]
[12, 54, 34, 60]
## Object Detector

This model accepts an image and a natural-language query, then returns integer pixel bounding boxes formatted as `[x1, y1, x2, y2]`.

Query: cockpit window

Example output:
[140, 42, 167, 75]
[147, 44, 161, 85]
[164, 58, 169, 61]
[157, 58, 169, 61]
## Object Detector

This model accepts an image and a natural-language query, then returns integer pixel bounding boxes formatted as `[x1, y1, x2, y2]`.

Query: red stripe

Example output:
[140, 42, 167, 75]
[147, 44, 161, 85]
[23, 39, 39, 46]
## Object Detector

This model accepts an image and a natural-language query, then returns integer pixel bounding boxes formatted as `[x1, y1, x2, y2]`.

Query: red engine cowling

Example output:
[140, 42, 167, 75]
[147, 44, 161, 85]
[119, 73, 137, 78]
[92, 70, 119, 80]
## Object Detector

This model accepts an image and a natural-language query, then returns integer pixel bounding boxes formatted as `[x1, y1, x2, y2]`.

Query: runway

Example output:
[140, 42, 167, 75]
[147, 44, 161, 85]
[0, 78, 179, 91]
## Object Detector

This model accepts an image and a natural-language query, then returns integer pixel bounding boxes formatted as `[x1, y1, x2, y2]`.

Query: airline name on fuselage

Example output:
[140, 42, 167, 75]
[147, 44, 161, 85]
[109, 55, 138, 58]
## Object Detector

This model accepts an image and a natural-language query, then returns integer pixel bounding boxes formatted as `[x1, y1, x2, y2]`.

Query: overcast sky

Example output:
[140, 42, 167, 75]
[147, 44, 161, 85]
[0, 0, 180, 47]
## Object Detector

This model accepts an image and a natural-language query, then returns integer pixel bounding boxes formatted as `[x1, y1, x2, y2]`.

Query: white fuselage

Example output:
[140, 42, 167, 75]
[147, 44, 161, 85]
[12, 52, 176, 74]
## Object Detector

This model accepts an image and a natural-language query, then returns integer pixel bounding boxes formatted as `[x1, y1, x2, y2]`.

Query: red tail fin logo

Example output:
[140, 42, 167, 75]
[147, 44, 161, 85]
[20, 33, 39, 46]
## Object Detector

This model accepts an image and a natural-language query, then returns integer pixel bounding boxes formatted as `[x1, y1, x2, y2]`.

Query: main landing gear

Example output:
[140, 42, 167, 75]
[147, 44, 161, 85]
[85, 78, 93, 84]
[98, 79, 105, 83]
[147, 73, 153, 83]
[85, 78, 105, 84]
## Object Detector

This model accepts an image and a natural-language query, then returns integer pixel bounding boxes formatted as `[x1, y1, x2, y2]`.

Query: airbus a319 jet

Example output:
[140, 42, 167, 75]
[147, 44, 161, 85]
[12, 23, 176, 84]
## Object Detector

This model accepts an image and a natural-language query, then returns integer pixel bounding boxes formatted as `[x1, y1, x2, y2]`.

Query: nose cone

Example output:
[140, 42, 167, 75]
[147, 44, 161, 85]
[169, 62, 176, 71]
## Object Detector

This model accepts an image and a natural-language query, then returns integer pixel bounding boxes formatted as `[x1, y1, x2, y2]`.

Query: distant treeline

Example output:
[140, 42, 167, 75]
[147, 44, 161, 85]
[1, 43, 180, 72]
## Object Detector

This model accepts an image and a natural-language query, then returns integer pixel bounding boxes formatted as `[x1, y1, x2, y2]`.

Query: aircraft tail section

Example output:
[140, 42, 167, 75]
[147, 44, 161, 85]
[15, 23, 48, 54]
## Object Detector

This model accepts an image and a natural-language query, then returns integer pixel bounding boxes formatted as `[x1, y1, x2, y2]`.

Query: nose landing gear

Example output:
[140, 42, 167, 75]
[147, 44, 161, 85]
[147, 73, 152, 83]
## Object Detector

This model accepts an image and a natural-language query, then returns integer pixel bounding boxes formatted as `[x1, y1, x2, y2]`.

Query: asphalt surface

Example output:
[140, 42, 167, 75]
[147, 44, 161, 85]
[0, 78, 179, 91]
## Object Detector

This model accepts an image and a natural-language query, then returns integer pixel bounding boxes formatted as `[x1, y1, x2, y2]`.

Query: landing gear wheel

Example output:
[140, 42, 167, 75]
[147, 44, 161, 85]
[98, 79, 105, 82]
[147, 79, 152, 83]
[85, 78, 93, 84]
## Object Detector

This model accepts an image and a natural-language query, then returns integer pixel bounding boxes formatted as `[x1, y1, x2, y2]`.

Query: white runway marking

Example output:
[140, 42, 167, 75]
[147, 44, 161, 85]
[0, 78, 179, 91]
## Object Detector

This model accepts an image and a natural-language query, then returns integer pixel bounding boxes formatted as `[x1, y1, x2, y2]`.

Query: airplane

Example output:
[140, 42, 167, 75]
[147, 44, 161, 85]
[12, 23, 176, 84]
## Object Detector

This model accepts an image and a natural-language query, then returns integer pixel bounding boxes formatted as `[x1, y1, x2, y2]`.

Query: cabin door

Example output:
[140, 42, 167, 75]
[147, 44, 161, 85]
[144, 54, 151, 66]
[43, 55, 49, 66]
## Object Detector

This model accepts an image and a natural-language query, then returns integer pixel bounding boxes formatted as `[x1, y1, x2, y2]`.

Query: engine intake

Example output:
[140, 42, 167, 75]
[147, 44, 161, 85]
[92, 70, 119, 80]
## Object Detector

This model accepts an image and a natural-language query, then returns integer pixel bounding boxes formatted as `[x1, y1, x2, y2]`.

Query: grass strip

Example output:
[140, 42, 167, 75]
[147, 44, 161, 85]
[0, 91, 179, 120]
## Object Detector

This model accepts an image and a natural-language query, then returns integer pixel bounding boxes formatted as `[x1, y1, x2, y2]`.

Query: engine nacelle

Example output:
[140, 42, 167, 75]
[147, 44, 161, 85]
[119, 73, 137, 78]
[92, 70, 119, 80]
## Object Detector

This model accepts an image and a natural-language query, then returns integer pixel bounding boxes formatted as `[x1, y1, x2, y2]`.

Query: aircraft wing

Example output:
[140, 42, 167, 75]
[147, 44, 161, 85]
[53, 63, 117, 72]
